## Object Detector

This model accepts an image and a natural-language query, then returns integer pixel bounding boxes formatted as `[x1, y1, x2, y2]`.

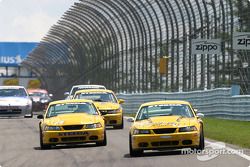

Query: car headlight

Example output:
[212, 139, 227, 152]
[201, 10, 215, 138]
[107, 108, 122, 114]
[179, 126, 197, 132]
[85, 123, 102, 129]
[133, 129, 151, 135]
[44, 126, 61, 131]
[41, 99, 49, 103]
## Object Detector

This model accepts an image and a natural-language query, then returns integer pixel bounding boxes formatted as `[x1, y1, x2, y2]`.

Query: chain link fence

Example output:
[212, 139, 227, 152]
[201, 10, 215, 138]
[22, 0, 250, 99]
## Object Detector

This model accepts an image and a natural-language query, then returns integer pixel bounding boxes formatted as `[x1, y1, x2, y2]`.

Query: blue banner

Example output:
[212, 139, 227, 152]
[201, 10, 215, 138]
[0, 42, 38, 67]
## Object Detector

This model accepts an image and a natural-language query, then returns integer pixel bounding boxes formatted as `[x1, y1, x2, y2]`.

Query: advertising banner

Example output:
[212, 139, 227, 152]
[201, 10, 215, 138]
[191, 39, 221, 55]
[0, 42, 38, 67]
[233, 32, 250, 50]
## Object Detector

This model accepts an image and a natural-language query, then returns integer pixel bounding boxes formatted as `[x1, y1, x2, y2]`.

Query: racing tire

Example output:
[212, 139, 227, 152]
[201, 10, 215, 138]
[114, 116, 124, 129]
[196, 126, 205, 151]
[39, 126, 51, 150]
[129, 134, 143, 157]
[96, 130, 107, 146]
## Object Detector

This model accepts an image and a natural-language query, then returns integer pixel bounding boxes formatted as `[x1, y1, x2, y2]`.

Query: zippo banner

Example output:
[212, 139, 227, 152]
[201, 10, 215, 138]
[191, 39, 222, 55]
[233, 32, 250, 50]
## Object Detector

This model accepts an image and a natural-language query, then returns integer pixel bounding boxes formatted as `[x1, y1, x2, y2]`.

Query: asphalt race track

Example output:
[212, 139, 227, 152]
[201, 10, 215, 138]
[0, 117, 249, 167]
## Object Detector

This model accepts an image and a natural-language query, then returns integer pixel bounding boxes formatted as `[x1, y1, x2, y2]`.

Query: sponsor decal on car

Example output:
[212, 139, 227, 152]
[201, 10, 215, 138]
[58, 132, 88, 137]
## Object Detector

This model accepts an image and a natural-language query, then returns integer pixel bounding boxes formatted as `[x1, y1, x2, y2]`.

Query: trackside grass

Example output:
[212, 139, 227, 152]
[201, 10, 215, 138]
[203, 117, 250, 148]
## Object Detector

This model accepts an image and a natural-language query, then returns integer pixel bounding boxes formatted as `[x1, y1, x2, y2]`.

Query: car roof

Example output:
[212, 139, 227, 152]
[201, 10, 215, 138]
[27, 89, 48, 94]
[0, 86, 25, 89]
[49, 99, 94, 105]
[74, 89, 114, 95]
[72, 85, 106, 89]
[141, 100, 191, 107]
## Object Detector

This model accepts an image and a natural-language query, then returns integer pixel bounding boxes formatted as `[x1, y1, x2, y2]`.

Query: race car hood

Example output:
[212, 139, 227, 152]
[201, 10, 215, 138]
[93, 102, 120, 110]
[44, 113, 103, 126]
[0, 97, 30, 106]
[133, 116, 197, 129]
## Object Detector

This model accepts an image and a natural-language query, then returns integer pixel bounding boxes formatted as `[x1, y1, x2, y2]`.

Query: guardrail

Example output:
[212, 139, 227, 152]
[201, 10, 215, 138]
[118, 88, 250, 121]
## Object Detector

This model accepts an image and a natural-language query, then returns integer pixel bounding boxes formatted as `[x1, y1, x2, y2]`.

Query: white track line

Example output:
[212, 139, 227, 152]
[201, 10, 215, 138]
[205, 140, 250, 161]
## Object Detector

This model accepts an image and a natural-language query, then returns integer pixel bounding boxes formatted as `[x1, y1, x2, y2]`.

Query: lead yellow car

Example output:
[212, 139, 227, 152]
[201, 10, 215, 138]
[128, 100, 205, 156]
[38, 99, 106, 149]
[73, 89, 124, 129]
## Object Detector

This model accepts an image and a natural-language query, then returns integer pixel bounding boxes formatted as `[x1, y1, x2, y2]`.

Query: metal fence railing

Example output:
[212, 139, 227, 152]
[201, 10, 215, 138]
[118, 88, 250, 121]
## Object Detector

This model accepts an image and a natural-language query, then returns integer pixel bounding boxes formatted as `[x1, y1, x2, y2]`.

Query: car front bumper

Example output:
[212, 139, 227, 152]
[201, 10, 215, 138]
[131, 131, 200, 150]
[0, 105, 32, 117]
[103, 113, 123, 126]
[42, 128, 105, 145]
[32, 102, 48, 111]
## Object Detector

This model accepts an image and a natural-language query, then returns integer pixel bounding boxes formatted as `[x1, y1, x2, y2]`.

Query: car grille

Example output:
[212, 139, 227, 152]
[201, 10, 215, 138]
[61, 137, 86, 142]
[106, 110, 117, 114]
[63, 125, 83, 130]
[0, 109, 22, 114]
[153, 128, 176, 134]
[100, 110, 119, 115]
[151, 141, 179, 147]
[99, 110, 111, 114]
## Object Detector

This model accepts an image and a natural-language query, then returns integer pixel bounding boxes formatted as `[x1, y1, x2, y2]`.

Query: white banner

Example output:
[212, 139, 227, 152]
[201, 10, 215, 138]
[233, 32, 250, 50]
[191, 39, 221, 55]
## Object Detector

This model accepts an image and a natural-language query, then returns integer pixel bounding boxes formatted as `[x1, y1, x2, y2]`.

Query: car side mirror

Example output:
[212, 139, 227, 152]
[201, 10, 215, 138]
[196, 113, 204, 118]
[194, 109, 198, 113]
[37, 115, 44, 119]
[127, 117, 135, 122]
[118, 99, 125, 104]
[64, 92, 69, 96]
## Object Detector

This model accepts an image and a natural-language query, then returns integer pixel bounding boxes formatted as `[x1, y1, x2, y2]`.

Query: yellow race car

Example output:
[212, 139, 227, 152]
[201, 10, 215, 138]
[128, 100, 204, 156]
[37, 99, 106, 149]
[73, 89, 124, 129]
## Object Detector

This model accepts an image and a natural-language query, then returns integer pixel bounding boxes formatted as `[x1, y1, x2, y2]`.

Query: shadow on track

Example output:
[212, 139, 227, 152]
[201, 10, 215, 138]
[124, 150, 184, 158]
[0, 117, 25, 120]
[33, 143, 103, 151]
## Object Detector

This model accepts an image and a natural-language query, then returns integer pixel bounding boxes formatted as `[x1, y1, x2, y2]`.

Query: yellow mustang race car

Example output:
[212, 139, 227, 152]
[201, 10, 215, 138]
[128, 100, 204, 156]
[73, 89, 124, 129]
[37, 99, 106, 149]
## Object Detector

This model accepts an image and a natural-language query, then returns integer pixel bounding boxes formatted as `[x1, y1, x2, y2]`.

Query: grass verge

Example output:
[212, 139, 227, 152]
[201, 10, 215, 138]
[203, 117, 250, 148]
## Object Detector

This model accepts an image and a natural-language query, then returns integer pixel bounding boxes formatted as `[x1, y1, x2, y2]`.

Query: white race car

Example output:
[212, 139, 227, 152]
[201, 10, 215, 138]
[64, 85, 106, 100]
[0, 86, 33, 118]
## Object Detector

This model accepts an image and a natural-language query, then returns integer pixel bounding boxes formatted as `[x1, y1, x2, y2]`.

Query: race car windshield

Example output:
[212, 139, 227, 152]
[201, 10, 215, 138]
[136, 104, 194, 121]
[75, 93, 117, 103]
[0, 88, 27, 97]
[29, 92, 47, 97]
[46, 103, 98, 118]
[71, 86, 105, 96]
